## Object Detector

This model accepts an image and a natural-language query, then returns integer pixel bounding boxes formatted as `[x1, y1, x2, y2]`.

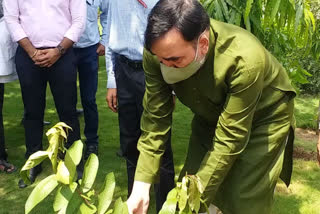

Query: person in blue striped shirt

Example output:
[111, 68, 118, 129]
[104, 0, 175, 212]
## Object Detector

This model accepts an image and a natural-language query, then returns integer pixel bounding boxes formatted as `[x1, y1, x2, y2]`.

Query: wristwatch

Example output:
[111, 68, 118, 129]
[57, 44, 66, 55]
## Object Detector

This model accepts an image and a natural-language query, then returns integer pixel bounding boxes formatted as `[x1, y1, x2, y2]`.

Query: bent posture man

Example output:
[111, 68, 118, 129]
[127, 0, 296, 213]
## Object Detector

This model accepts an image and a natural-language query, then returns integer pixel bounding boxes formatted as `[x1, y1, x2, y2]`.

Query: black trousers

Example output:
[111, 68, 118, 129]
[114, 54, 175, 212]
[0, 83, 7, 160]
[15, 46, 80, 158]
[74, 44, 99, 147]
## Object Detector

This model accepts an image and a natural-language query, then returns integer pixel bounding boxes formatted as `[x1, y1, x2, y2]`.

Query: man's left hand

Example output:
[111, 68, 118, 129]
[96, 43, 105, 56]
[34, 48, 61, 67]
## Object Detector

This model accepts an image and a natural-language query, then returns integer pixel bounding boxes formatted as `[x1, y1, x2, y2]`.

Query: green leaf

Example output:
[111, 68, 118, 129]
[78, 203, 97, 214]
[46, 123, 73, 170]
[188, 178, 201, 213]
[196, 176, 204, 194]
[53, 182, 78, 213]
[81, 153, 99, 193]
[98, 172, 116, 214]
[113, 198, 129, 214]
[47, 134, 62, 173]
[180, 204, 192, 214]
[295, 1, 304, 31]
[159, 188, 178, 214]
[66, 188, 83, 214]
[214, 0, 225, 21]
[20, 151, 49, 184]
[65, 140, 84, 182]
[56, 161, 71, 185]
[66, 140, 83, 166]
[178, 177, 188, 213]
[264, 0, 281, 27]
[244, 0, 254, 30]
[218, 0, 230, 20]
[25, 175, 59, 214]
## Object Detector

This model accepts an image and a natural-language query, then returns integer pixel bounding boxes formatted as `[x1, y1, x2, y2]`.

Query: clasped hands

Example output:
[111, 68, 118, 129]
[30, 48, 61, 68]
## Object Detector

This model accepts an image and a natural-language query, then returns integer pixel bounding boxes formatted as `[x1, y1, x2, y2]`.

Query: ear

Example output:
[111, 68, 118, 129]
[199, 34, 209, 55]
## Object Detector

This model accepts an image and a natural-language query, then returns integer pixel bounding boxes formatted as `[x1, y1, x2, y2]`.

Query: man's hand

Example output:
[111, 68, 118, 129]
[127, 181, 151, 214]
[317, 136, 320, 165]
[106, 88, 118, 113]
[29, 49, 43, 63]
[96, 43, 105, 56]
[34, 48, 61, 67]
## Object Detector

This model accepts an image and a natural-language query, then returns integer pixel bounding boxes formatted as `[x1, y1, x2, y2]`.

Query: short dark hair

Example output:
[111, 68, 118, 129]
[145, 0, 210, 51]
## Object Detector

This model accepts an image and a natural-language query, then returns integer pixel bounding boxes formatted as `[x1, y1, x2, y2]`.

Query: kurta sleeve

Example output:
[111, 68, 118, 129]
[196, 62, 264, 199]
[134, 49, 174, 183]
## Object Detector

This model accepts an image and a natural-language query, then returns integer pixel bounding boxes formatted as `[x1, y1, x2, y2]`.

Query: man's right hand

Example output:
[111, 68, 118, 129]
[127, 181, 151, 214]
[106, 88, 118, 113]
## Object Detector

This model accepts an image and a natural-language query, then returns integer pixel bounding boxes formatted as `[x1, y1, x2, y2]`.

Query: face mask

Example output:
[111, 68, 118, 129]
[160, 33, 207, 84]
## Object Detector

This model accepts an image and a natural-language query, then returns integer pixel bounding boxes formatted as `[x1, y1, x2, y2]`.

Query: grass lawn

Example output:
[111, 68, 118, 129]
[0, 57, 319, 214]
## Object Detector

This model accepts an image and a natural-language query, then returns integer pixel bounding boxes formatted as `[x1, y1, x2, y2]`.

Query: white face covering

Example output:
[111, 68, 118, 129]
[160, 32, 208, 84]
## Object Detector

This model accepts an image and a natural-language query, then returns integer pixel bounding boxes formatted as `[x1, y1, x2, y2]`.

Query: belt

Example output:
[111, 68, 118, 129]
[118, 54, 143, 70]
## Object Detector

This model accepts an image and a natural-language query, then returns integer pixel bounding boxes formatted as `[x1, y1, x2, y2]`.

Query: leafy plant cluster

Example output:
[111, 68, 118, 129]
[159, 175, 207, 214]
[199, 0, 319, 87]
[296, 0, 320, 95]
[21, 123, 128, 214]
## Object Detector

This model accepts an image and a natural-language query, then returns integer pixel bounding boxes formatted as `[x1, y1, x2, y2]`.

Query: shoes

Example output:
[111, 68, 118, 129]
[76, 109, 84, 117]
[20, 118, 51, 126]
[84, 145, 98, 160]
[18, 165, 42, 189]
[0, 159, 16, 173]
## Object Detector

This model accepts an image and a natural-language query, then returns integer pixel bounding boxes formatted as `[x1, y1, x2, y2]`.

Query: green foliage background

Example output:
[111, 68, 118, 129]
[200, 0, 319, 87]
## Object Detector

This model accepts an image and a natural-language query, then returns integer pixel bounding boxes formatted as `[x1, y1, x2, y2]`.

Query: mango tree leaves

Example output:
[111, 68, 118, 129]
[66, 189, 83, 214]
[25, 175, 59, 214]
[78, 203, 97, 214]
[46, 122, 72, 172]
[98, 172, 116, 214]
[20, 151, 49, 184]
[47, 134, 61, 173]
[65, 140, 84, 182]
[113, 198, 129, 214]
[54, 182, 78, 213]
[188, 178, 201, 213]
[159, 188, 178, 214]
[46, 122, 72, 140]
[56, 161, 71, 185]
[160, 175, 204, 214]
[178, 176, 188, 212]
[81, 153, 99, 193]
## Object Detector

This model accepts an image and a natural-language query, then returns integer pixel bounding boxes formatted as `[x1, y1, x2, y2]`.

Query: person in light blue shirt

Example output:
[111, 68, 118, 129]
[73, 0, 108, 162]
[104, 0, 175, 212]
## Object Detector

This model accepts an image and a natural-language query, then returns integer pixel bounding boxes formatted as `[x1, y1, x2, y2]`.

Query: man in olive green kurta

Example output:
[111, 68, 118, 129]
[126, 0, 296, 213]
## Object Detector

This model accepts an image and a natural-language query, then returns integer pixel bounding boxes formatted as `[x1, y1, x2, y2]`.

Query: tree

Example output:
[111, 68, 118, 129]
[200, 0, 318, 86]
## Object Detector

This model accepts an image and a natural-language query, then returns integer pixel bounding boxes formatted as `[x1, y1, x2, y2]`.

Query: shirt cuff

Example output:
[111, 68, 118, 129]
[12, 29, 28, 43]
[107, 75, 117, 88]
[134, 156, 160, 184]
[64, 31, 80, 43]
